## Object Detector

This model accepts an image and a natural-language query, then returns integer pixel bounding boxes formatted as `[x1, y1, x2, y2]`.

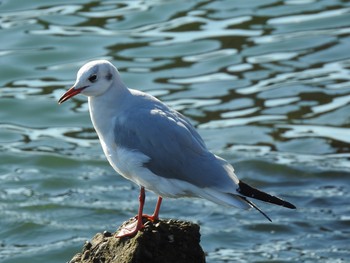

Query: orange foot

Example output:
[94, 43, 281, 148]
[116, 218, 143, 238]
[115, 187, 163, 238]
[115, 214, 160, 238]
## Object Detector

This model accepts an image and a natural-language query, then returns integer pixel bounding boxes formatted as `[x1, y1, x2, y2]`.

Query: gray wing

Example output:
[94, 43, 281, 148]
[114, 104, 235, 189]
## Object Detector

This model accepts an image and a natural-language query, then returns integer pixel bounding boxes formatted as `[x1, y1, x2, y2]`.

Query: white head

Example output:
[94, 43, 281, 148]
[58, 60, 119, 104]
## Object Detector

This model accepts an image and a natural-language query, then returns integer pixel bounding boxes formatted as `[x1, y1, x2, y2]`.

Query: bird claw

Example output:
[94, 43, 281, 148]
[115, 218, 144, 238]
[115, 214, 159, 238]
[115, 189, 162, 238]
[140, 214, 158, 222]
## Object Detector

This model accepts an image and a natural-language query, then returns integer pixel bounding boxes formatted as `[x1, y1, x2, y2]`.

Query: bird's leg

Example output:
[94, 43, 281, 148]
[142, 196, 162, 222]
[153, 196, 163, 220]
[152, 196, 163, 220]
[116, 186, 146, 238]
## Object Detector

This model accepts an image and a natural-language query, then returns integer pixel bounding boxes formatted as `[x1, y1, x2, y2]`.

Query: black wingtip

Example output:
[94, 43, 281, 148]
[283, 199, 296, 209]
[237, 181, 296, 209]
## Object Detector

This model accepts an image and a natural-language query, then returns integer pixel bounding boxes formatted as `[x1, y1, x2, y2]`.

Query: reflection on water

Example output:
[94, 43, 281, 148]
[0, 0, 350, 262]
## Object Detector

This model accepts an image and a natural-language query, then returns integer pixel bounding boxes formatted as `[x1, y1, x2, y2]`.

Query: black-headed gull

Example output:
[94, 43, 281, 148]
[59, 60, 295, 237]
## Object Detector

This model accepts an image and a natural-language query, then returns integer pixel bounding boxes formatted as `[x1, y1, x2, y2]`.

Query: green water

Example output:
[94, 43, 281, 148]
[1, 0, 350, 262]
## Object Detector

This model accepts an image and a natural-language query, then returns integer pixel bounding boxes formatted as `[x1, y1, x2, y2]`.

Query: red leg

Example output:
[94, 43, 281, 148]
[153, 196, 163, 220]
[116, 187, 146, 238]
[145, 196, 162, 221]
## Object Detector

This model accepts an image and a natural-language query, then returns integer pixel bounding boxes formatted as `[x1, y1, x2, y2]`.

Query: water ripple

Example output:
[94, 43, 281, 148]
[1, 1, 350, 262]
[279, 124, 350, 145]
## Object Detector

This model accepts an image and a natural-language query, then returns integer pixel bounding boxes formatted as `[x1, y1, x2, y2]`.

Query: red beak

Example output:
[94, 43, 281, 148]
[58, 86, 87, 104]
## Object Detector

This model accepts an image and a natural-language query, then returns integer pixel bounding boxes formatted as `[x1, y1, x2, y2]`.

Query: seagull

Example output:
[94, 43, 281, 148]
[58, 60, 296, 237]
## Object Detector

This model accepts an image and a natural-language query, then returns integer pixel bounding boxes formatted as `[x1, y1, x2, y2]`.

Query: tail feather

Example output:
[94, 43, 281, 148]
[237, 180, 296, 209]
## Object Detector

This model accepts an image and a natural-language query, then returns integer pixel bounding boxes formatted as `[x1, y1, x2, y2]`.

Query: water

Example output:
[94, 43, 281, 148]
[1, 0, 349, 262]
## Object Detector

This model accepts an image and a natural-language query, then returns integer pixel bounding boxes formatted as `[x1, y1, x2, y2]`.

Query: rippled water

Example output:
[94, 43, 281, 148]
[1, 1, 350, 262]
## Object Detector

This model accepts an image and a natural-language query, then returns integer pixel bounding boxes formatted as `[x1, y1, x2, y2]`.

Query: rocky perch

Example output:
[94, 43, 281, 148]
[69, 218, 206, 263]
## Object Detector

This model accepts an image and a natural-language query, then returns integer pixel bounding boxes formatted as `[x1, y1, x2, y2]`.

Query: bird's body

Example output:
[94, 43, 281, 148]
[90, 86, 248, 208]
[59, 60, 295, 237]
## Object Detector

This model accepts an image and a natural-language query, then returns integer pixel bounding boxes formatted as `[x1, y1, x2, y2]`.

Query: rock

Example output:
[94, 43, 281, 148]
[69, 218, 206, 263]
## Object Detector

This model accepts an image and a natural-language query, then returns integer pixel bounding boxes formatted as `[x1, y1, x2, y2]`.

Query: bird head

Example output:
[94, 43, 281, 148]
[58, 60, 116, 104]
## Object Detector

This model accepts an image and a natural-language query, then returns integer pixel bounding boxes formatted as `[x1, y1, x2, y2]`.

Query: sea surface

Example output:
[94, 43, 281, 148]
[1, 0, 349, 262]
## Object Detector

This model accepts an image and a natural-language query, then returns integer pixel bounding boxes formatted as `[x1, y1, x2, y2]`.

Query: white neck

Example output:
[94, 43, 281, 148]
[88, 78, 130, 140]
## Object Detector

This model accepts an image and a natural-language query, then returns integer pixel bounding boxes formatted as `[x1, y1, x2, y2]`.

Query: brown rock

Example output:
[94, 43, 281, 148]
[69, 218, 206, 263]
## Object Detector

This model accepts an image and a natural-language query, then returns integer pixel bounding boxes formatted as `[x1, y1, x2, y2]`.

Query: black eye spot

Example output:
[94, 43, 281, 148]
[106, 72, 112, 81]
[88, 74, 97, 83]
